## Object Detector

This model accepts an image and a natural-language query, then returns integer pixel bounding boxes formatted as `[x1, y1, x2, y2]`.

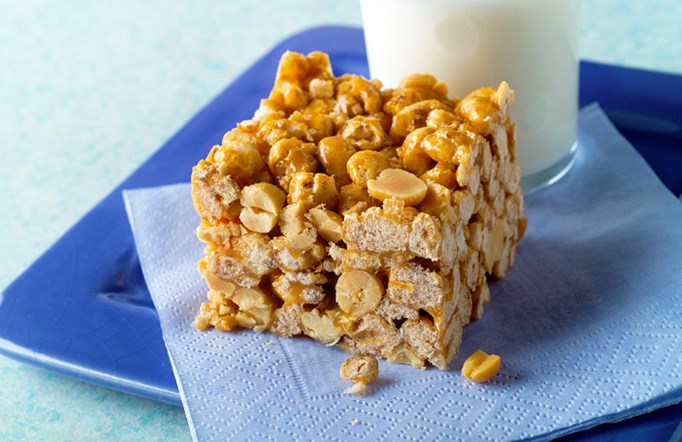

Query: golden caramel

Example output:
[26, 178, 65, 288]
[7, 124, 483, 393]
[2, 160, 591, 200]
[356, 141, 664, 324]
[191, 50, 526, 372]
[317, 136, 356, 184]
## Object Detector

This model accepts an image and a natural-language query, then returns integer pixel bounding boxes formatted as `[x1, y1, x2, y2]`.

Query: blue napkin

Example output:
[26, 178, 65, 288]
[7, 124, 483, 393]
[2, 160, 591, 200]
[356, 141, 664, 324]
[124, 104, 682, 441]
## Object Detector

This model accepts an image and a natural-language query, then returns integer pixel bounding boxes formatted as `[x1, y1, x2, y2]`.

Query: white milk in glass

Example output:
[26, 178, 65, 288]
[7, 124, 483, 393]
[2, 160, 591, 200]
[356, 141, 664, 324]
[361, 0, 579, 187]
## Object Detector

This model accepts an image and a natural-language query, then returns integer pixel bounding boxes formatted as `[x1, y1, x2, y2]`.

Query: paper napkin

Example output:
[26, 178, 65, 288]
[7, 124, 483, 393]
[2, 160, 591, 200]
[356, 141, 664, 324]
[124, 104, 682, 441]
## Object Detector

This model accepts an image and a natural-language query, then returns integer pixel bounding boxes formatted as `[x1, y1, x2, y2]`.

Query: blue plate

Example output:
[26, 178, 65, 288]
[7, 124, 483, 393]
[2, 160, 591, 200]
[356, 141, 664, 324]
[1, 26, 681, 440]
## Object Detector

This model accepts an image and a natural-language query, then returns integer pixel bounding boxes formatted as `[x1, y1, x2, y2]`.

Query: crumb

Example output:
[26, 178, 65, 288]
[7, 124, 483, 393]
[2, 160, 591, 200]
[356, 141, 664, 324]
[340, 356, 379, 394]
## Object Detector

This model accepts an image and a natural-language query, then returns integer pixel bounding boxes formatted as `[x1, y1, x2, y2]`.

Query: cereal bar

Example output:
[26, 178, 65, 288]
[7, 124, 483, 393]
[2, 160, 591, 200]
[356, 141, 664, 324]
[191, 51, 526, 370]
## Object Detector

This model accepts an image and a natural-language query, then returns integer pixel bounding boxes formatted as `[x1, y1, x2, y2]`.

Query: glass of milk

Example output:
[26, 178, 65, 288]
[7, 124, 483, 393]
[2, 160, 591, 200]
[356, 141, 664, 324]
[361, 0, 580, 191]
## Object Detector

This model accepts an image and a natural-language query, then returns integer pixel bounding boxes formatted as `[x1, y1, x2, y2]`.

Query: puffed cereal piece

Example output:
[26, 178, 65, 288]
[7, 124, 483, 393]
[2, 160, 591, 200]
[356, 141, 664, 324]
[346, 150, 389, 186]
[318, 136, 356, 184]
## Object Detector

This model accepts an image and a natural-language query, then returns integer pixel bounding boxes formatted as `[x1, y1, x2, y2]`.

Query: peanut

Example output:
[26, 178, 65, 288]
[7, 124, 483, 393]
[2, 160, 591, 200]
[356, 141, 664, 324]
[278, 203, 309, 237]
[461, 349, 501, 383]
[231, 287, 275, 332]
[308, 207, 343, 243]
[239, 208, 278, 233]
[367, 168, 428, 206]
[240, 182, 286, 214]
[300, 308, 343, 345]
[336, 270, 383, 316]
[422, 127, 477, 166]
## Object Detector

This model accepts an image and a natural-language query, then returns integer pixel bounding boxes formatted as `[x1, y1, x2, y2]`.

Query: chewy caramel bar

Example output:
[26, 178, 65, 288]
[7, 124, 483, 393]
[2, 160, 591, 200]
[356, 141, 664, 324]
[191, 51, 526, 370]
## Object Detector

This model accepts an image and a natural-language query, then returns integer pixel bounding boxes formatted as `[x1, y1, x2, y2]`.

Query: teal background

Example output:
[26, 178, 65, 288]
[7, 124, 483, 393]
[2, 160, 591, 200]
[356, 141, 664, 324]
[1, 1, 680, 440]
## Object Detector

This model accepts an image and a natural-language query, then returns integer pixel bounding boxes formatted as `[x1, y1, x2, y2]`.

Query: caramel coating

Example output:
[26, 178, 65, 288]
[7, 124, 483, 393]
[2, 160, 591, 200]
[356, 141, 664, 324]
[191, 51, 525, 374]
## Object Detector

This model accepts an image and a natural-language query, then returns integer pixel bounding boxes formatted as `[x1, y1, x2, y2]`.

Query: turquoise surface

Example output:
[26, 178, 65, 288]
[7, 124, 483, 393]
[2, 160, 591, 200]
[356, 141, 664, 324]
[1, 1, 680, 440]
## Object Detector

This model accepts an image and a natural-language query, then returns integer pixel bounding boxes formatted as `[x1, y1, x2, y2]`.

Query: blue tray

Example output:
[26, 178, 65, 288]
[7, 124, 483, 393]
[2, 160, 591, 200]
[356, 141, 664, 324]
[1, 26, 680, 441]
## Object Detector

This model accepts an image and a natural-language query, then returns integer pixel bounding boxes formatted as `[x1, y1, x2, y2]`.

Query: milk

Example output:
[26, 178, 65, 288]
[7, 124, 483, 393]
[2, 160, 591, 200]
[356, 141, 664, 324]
[361, 0, 579, 181]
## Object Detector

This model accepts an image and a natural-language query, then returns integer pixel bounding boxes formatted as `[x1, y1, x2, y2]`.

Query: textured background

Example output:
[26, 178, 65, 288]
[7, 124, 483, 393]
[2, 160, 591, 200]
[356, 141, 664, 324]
[1, 0, 681, 440]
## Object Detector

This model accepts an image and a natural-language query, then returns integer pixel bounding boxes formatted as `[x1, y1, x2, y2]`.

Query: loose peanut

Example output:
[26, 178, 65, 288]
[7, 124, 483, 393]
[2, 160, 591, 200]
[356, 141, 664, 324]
[367, 168, 428, 206]
[340, 356, 379, 394]
[461, 349, 501, 383]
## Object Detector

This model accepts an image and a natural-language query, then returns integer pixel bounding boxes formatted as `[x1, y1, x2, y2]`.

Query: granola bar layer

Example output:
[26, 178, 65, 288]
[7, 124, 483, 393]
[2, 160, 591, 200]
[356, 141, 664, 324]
[191, 51, 526, 370]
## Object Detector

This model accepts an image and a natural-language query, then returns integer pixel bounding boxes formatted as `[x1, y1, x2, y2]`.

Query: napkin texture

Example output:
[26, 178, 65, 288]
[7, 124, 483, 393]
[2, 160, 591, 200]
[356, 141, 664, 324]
[124, 104, 682, 442]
